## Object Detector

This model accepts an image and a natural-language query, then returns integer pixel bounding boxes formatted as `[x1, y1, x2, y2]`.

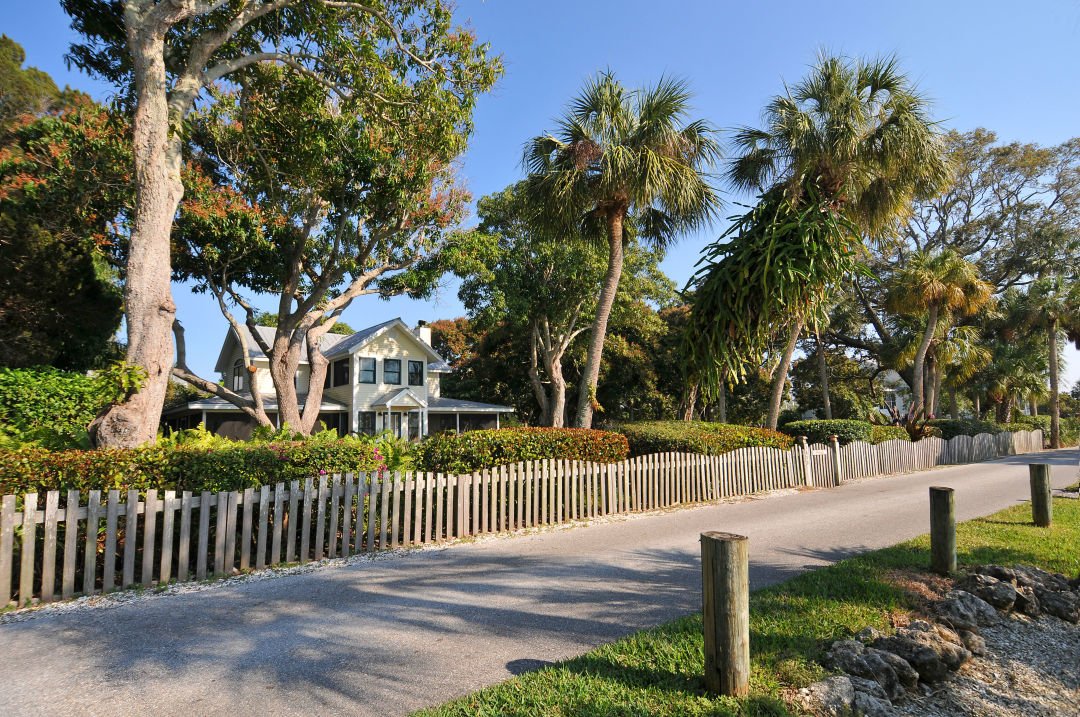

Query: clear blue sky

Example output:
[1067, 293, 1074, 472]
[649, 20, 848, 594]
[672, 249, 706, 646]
[4, 0, 1080, 387]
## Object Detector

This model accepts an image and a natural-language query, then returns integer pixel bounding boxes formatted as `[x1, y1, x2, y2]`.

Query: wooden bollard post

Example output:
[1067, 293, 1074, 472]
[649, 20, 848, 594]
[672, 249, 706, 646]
[1029, 464, 1052, 527]
[829, 435, 842, 485]
[701, 531, 750, 696]
[798, 436, 812, 486]
[929, 486, 956, 575]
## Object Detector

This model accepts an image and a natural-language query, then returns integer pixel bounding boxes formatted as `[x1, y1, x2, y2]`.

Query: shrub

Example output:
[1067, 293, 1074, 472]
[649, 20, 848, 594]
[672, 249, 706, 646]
[1012, 414, 1051, 432]
[780, 419, 872, 446]
[0, 434, 386, 496]
[0, 367, 113, 437]
[924, 418, 1002, 440]
[869, 425, 910, 444]
[416, 428, 629, 474]
[615, 421, 793, 457]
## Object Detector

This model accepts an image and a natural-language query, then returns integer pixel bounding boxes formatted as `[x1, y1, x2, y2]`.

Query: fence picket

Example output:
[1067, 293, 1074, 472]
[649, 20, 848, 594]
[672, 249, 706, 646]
[434, 474, 444, 543]
[178, 491, 192, 582]
[411, 474, 422, 545]
[272, 482, 285, 565]
[366, 473, 378, 551]
[256, 484, 270, 570]
[19, 493, 37, 605]
[314, 475, 329, 560]
[160, 490, 176, 584]
[240, 487, 254, 571]
[299, 479, 313, 564]
[287, 480, 300, 563]
[40, 491, 59, 602]
[84, 490, 102, 593]
[327, 476, 340, 559]
[60, 491, 79, 599]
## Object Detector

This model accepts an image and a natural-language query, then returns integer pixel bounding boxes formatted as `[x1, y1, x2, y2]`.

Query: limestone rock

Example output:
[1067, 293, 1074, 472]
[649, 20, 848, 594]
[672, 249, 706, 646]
[856, 626, 883, 644]
[795, 676, 855, 716]
[873, 626, 969, 683]
[1035, 588, 1080, 623]
[847, 675, 889, 701]
[1013, 563, 1071, 593]
[973, 564, 1017, 584]
[825, 640, 905, 701]
[959, 573, 1017, 611]
[958, 629, 986, 656]
[937, 590, 999, 631]
[867, 647, 919, 693]
[1014, 585, 1041, 617]
[853, 691, 893, 717]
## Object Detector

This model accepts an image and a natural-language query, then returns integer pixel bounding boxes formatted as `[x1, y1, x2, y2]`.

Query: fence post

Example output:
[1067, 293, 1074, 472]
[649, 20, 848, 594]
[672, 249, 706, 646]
[797, 436, 812, 486]
[829, 435, 842, 485]
[929, 486, 956, 574]
[701, 531, 750, 697]
[1029, 464, 1052, 527]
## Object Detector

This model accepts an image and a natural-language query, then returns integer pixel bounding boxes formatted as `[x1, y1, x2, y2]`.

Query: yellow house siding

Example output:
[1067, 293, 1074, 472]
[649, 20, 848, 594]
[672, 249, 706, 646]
[426, 373, 440, 398]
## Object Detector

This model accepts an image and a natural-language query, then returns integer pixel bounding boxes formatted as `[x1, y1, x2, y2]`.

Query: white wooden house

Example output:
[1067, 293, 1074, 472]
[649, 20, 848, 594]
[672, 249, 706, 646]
[163, 318, 514, 440]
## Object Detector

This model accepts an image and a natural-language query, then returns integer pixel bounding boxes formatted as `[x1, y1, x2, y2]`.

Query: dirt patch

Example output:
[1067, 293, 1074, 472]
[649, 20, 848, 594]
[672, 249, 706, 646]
[883, 568, 955, 613]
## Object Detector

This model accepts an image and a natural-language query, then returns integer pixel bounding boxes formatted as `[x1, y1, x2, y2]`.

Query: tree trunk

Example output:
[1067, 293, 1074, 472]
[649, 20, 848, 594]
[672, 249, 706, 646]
[949, 386, 959, 420]
[681, 381, 699, 421]
[1048, 319, 1060, 448]
[89, 34, 181, 448]
[575, 210, 625, 429]
[717, 377, 727, 424]
[931, 358, 943, 418]
[973, 393, 980, 419]
[1029, 397, 1038, 417]
[910, 304, 938, 417]
[766, 319, 803, 431]
[816, 329, 832, 420]
[268, 331, 306, 432]
[547, 352, 567, 428]
[528, 322, 552, 426]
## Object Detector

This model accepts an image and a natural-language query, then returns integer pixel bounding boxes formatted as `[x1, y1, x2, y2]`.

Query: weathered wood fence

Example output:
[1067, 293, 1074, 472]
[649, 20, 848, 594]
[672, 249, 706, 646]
[0, 429, 1042, 607]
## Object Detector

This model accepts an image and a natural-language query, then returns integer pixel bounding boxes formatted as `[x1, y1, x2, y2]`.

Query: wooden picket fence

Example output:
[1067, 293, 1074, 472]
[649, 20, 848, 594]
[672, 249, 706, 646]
[0, 429, 1042, 607]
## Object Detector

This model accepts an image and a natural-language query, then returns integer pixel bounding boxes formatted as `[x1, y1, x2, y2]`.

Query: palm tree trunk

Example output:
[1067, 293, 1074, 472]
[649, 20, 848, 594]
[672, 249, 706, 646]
[911, 304, 938, 416]
[681, 380, 699, 421]
[949, 387, 959, 420]
[816, 329, 832, 420]
[574, 210, 625, 429]
[1029, 397, 1038, 417]
[973, 393, 980, 419]
[932, 360, 943, 417]
[1048, 319, 1060, 448]
[766, 319, 803, 431]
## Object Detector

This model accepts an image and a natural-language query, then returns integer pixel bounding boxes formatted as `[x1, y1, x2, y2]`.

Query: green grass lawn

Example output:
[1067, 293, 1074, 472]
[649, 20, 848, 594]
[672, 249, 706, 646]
[415, 499, 1080, 717]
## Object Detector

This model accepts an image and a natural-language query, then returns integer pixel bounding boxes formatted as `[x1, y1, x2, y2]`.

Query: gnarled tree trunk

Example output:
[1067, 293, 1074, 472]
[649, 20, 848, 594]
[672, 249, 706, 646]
[90, 31, 181, 448]
[910, 304, 938, 416]
[1047, 319, 1060, 448]
[816, 329, 832, 420]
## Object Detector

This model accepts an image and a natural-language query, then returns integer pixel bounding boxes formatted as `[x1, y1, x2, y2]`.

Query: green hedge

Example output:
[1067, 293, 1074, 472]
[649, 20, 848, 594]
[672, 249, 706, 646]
[780, 419, 872, 446]
[869, 425, 910, 444]
[0, 367, 112, 436]
[615, 421, 793, 457]
[1012, 414, 1051, 432]
[924, 418, 1002, 440]
[0, 440, 384, 496]
[416, 428, 629, 474]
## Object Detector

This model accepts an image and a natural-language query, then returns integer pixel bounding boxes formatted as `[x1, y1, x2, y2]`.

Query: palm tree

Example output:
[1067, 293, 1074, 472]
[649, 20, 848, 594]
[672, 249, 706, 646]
[1026, 276, 1080, 447]
[887, 250, 993, 416]
[523, 72, 721, 428]
[721, 52, 951, 429]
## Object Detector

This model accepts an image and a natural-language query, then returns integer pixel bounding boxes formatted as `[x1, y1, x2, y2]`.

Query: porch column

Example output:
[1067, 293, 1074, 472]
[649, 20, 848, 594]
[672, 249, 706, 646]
[456, 413, 460, 434]
[200, 410, 206, 428]
[496, 414, 500, 429]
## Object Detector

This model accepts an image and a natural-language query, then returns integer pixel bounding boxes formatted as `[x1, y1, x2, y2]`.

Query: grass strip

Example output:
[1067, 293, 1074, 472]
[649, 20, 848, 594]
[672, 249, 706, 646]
[415, 499, 1080, 716]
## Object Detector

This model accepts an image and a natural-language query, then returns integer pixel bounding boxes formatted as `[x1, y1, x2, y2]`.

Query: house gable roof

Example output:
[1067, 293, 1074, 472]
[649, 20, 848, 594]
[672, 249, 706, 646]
[212, 318, 447, 373]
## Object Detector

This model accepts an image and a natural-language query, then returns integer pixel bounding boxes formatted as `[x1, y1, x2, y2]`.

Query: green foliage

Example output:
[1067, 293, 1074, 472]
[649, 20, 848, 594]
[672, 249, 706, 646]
[0, 34, 62, 130]
[780, 419, 873, 446]
[0, 98, 128, 370]
[1012, 414, 1051, 432]
[685, 186, 866, 392]
[0, 433, 386, 495]
[869, 425, 910, 444]
[790, 348, 881, 420]
[0, 367, 115, 438]
[924, 418, 1002, 440]
[616, 421, 793, 458]
[417, 428, 629, 474]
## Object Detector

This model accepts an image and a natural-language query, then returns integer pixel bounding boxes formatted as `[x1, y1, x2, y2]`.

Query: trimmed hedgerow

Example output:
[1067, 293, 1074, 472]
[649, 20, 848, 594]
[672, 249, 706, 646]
[0, 441, 385, 496]
[869, 425, 910, 444]
[416, 428, 629, 474]
[615, 421, 793, 458]
[924, 418, 1002, 440]
[780, 419, 872, 446]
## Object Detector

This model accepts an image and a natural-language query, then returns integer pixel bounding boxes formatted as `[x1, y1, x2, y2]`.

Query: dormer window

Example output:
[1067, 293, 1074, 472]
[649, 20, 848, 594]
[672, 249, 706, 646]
[231, 359, 244, 391]
[408, 360, 424, 386]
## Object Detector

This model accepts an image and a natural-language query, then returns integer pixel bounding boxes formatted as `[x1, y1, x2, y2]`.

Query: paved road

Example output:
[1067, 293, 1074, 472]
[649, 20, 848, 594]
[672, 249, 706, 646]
[0, 450, 1075, 716]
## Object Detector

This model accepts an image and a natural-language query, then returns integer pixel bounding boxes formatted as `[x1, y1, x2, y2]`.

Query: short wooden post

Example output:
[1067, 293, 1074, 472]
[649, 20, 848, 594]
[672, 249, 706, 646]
[701, 531, 750, 697]
[1029, 464, 1052, 527]
[797, 436, 812, 486]
[829, 435, 842, 485]
[929, 486, 956, 574]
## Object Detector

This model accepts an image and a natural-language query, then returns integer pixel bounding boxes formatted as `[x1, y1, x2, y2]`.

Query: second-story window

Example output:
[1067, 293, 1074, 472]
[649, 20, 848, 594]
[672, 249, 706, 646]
[408, 360, 424, 386]
[384, 358, 401, 385]
[331, 358, 350, 387]
[232, 359, 244, 391]
[358, 357, 376, 384]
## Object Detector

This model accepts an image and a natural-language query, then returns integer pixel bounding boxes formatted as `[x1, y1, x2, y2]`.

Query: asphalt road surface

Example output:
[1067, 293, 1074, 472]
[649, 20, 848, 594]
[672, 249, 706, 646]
[0, 449, 1075, 716]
